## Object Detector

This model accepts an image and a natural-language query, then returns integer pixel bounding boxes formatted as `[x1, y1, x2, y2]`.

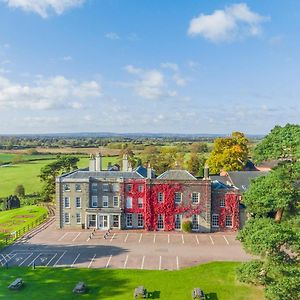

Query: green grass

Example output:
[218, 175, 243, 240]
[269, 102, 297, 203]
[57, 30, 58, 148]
[0, 155, 117, 198]
[0, 205, 48, 248]
[0, 153, 54, 163]
[0, 262, 263, 300]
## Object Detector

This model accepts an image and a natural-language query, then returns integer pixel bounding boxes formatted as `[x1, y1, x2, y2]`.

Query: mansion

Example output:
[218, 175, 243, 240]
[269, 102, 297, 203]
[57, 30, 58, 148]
[56, 154, 242, 232]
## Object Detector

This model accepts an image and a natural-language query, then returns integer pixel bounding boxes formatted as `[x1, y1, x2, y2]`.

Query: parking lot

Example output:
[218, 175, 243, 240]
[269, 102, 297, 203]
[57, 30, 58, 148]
[0, 221, 252, 270]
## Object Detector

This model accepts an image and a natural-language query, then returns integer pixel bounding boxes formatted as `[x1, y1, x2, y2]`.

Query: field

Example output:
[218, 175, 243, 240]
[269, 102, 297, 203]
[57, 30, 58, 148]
[0, 206, 48, 248]
[0, 262, 263, 300]
[0, 154, 118, 198]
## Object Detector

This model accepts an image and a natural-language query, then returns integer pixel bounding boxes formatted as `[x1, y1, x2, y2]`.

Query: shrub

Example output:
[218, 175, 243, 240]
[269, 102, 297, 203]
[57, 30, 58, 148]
[182, 220, 193, 233]
[236, 260, 267, 285]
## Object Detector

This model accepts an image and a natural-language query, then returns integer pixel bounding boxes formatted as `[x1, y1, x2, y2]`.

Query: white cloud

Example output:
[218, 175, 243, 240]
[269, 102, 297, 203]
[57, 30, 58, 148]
[161, 62, 179, 72]
[172, 74, 187, 86]
[3, 0, 85, 18]
[105, 32, 120, 40]
[188, 3, 269, 42]
[0, 74, 102, 110]
[62, 56, 72, 61]
[124, 65, 177, 99]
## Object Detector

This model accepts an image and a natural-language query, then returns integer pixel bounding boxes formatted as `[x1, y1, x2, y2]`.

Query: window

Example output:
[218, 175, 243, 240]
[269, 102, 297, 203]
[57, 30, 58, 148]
[76, 213, 81, 224]
[126, 197, 132, 208]
[192, 192, 200, 204]
[157, 214, 164, 230]
[220, 198, 225, 207]
[138, 214, 144, 228]
[126, 214, 133, 227]
[112, 183, 119, 192]
[174, 214, 181, 230]
[64, 213, 70, 224]
[113, 196, 119, 207]
[64, 197, 70, 208]
[75, 184, 81, 192]
[192, 215, 199, 230]
[138, 198, 143, 208]
[91, 196, 98, 207]
[174, 192, 182, 204]
[63, 184, 70, 192]
[126, 184, 132, 192]
[75, 197, 81, 208]
[88, 214, 96, 227]
[226, 215, 232, 227]
[212, 214, 219, 227]
[112, 215, 119, 228]
[157, 192, 164, 203]
[102, 196, 109, 207]
[102, 183, 109, 192]
[92, 183, 97, 192]
[138, 185, 144, 192]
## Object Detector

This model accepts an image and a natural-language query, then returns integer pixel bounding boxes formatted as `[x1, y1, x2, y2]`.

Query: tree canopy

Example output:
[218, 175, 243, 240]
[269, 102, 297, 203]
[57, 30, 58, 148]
[206, 131, 249, 174]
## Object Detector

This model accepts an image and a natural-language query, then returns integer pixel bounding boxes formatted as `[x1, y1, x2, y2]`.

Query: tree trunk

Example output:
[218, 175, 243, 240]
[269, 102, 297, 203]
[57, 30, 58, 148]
[275, 209, 284, 222]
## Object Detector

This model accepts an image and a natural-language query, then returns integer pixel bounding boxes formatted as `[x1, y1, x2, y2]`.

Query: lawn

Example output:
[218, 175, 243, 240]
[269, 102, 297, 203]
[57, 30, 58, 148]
[0, 155, 118, 197]
[0, 262, 263, 300]
[0, 205, 48, 248]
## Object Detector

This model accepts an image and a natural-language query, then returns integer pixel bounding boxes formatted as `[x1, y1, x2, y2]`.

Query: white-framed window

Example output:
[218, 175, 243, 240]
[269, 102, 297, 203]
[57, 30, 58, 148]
[102, 183, 109, 192]
[126, 197, 132, 208]
[138, 185, 144, 192]
[91, 195, 98, 207]
[212, 214, 219, 227]
[75, 184, 81, 192]
[64, 197, 70, 208]
[138, 198, 143, 208]
[226, 215, 233, 228]
[76, 212, 81, 224]
[92, 183, 97, 192]
[174, 192, 182, 204]
[112, 183, 119, 192]
[157, 192, 164, 203]
[192, 192, 200, 204]
[113, 196, 119, 207]
[126, 184, 132, 192]
[174, 214, 181, 230]
[220, 198, 225, 207]
[192, 214, 199, 231]
[63, 184, 70, 192]
[137, 213, 144, 228]
[75, 197, 81, 208]
[126, 213, 133, 227]
[102, 196, 109, 208]
[157, 214, 164, 230]
[64, 212, 70, 224]
[112, 215, 119, 228]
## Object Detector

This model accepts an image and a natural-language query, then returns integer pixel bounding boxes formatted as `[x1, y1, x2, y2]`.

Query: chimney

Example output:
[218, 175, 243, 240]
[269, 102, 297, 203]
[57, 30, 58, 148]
[89, 154, 96, 171]
[147, 162, 152, 179]
[128, 161, 133, 172]
[95, 153, 102, 171]
[122, 154, 129, 171]
[203, 165, 210, 180]
[107, 162, 112, 170]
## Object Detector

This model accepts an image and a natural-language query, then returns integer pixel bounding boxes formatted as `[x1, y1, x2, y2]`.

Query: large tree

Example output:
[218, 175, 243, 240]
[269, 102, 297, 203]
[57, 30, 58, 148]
[206, 131, 249, 174]
[40, 155, 79, 201]
[237, 124, 300, 300]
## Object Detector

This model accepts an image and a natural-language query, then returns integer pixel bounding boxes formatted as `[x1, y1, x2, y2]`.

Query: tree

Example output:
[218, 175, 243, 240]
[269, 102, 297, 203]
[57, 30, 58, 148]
[253, 124, 300, 163]
[40, 155, 79, 201]
[189, 142, 209, 153]
[15, 184, 25, 197]
[186, 153, 206, 176]
[155, 147, 184, 174]
[206, 132, 249, 174]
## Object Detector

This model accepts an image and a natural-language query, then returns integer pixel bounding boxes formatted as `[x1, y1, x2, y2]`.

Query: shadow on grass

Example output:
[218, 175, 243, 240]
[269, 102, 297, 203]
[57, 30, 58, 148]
[206, 292, 218, 300]
[147, 290, 160, 299]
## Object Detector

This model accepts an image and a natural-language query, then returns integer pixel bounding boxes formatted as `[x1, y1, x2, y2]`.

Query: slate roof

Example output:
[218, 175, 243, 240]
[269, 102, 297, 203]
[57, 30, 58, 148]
[135, 165, 155, 178]
[211, 171, 269, 191]
[62, 170, 144, 180]
[157, 170, 197, 180]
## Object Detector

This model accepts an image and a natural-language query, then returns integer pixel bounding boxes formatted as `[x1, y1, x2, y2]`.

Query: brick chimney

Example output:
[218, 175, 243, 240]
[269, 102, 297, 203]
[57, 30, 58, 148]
[89, 154, 96, 171]
[122, 154, 129, 171]
[95, 153, 102, 171]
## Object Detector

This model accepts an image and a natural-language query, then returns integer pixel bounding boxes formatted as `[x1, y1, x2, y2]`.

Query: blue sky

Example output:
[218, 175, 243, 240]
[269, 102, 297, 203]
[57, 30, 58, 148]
[0, 0, 299, 134]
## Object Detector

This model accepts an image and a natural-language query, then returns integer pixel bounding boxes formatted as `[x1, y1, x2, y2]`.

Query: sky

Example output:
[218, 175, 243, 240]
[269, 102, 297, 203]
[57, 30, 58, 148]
[0, 0, 299, 135]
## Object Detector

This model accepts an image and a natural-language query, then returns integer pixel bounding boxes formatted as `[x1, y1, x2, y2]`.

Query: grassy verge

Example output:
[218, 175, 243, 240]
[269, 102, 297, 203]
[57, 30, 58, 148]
[0, 206, 48, 249]
[0, 262, 263, 300]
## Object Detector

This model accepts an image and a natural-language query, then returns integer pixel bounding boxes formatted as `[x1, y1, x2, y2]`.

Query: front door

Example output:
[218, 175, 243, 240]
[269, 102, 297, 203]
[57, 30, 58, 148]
[99, 215, 109, 230]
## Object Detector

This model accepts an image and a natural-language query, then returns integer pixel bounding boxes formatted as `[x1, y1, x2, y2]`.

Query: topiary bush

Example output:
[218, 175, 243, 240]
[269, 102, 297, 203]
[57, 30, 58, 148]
[182, 220, 193, 233]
